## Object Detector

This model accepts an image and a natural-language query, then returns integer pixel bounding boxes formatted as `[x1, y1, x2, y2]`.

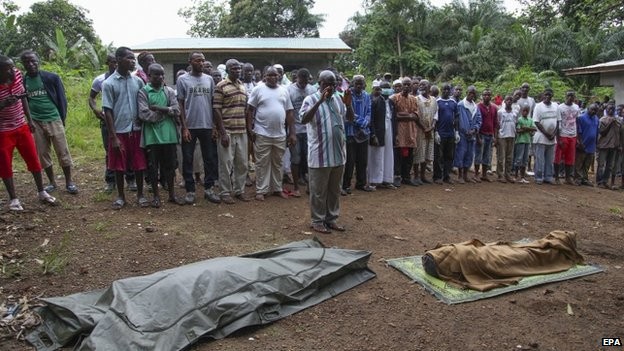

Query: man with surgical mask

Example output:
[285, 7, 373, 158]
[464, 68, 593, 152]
[368, 81, 396, 189]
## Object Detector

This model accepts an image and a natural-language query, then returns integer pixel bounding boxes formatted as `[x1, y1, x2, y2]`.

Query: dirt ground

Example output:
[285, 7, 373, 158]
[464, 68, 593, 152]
[1, 164, 623, 351]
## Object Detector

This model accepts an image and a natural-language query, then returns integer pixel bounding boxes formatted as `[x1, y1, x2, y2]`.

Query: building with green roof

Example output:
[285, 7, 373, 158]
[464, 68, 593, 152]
[133, 37, 352, 85]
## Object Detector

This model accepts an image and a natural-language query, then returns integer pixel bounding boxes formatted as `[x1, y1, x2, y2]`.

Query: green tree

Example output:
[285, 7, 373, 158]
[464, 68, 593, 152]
[341, 0, 439, 78]
[519, 0, 624, 31]
[0, 0, 19, 56]
[16, 0, 100, 54]
[433, 0, 514, 81]
[179, 0, 325, 37]
[45, 28, 100, 71]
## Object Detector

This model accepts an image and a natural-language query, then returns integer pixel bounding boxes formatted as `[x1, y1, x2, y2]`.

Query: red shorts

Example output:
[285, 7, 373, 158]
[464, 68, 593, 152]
[555, 136, 576, 165]
[0, 124, 42, 178]
[107, 132, 147, 172]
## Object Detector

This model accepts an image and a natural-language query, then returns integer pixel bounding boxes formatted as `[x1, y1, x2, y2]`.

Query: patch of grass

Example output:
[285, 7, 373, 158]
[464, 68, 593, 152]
[92, 190, 110, 203]
[609, 207, 622, 215]
[93, 220, 109, 232]
[40, 233, 71, 275]
[1, 262, 23, 279]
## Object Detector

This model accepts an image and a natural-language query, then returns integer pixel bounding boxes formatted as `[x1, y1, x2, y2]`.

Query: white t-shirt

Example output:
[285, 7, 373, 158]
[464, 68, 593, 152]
[497, 108, 517, 138]
[533, 101, 560, 145]
[248, 84, 293, 138]
[558, 103, 580, 137]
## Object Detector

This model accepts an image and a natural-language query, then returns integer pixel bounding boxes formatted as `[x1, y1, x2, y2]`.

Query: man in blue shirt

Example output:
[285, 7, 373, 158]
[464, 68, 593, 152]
[575, 103, 599, 186]
[433, 84, 459, 184]
[342, 75, 372, 193]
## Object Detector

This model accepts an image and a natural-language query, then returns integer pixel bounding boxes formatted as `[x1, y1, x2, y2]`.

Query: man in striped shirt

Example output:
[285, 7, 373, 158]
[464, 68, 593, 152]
[300, 70, 354, 234]
[0, 55, 56, 211]
[213, 59, 250, 204]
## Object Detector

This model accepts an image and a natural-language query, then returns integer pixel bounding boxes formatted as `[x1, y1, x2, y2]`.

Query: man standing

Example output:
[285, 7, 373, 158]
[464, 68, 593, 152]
[20, 50, 77, 194]
[596, 103, 621, 188]
[393, 77, 420, 186]
[300, 70, 354, 234]
[532, 88, 560, 185]
[246, 67, 296, 201]
[273, 64, 291, 86]
[517, 83, 536, 118]
[454, 86, 481, 184]
[89, 54, 136, 193]
[102, 46, 147, 209]
[176, 52, 220, 204]
[433, 83, 458, 184]
[451, 85, 463, 103]
[343, 74, 372, 193]
[555, 91, 580, 185]
[213, 59, 250, 204]
[0, 55, 56, 211]
[414, 79, 437, 184]
[575, 104, 599, 186]
[137, 63, 182, 207]
[474, 89, 498, 182]
[135, 52, 155, 84]
[241, 63, 256, 94]
[287, 68, 317, 197]
[368, 81, 396, 189]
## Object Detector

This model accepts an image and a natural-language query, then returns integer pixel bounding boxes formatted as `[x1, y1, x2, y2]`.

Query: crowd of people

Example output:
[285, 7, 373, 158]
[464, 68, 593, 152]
[1, 47, 623, 234]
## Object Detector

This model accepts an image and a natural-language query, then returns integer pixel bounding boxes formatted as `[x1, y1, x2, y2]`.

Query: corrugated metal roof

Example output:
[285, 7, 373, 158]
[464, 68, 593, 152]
[133, 37, 351, 53]
[563, 59, 624, 76]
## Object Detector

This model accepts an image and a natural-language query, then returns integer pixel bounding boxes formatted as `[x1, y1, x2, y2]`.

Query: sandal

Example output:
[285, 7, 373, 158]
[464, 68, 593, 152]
[111, 198, 125, 210]
[44, 184, 57, 193]
[291, 189, 301, 198]
[325, 222, 346, 232]
[9, 198, 23, 211]
[138, 197, 150, 208]
[151, 197, 161, 208]
[38, 191, 57, 206]
[66, 183, 79, 195]
[310, 223, 331, 234]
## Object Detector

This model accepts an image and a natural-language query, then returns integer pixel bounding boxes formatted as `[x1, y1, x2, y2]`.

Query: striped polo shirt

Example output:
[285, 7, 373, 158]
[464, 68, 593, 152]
[0, 68, 27, 132]
[300, 92, 347, 168]
[213, 77, 247, 133]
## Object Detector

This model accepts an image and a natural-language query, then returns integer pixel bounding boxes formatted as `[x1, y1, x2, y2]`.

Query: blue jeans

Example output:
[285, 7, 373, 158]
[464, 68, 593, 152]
[474, 134, 493, 167]
[534, 143, 555, 183]
[182, 128, 218, 192]
[514, 143, 530, 169]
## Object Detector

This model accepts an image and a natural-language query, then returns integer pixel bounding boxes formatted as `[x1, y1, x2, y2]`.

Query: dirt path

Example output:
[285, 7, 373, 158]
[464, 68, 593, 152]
[1, 167, 623, 350]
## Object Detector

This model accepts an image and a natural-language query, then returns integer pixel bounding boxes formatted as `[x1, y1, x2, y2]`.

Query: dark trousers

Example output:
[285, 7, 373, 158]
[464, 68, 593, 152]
[182, 128, 218, 192]
[101, 122, 134, 183]
[395, 147, 414, 181]
[596, 148, 617, 185]
[433, 137, 455, 181]
[148, 144, 177, 187]
[343, 137, 368, 189]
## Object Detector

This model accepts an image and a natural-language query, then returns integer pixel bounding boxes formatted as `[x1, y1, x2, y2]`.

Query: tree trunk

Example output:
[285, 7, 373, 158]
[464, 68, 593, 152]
[396, 31, 403, 77]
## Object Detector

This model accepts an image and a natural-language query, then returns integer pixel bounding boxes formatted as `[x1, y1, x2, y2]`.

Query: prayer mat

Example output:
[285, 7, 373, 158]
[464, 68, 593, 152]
[387, 254, 603, 305]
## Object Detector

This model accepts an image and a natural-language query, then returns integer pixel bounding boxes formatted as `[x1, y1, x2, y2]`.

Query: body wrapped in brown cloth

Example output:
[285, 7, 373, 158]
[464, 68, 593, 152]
[422, 231, 584, 291]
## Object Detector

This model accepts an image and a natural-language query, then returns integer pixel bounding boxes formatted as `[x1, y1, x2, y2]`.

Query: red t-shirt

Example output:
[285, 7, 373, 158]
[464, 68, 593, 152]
[478, 102, 498, 136]
[0, 68, 27, 132]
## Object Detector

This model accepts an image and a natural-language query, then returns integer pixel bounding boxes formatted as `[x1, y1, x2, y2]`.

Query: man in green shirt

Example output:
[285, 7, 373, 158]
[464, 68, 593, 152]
[20, 50, 77, 194]
[137, 63, 183, 207]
